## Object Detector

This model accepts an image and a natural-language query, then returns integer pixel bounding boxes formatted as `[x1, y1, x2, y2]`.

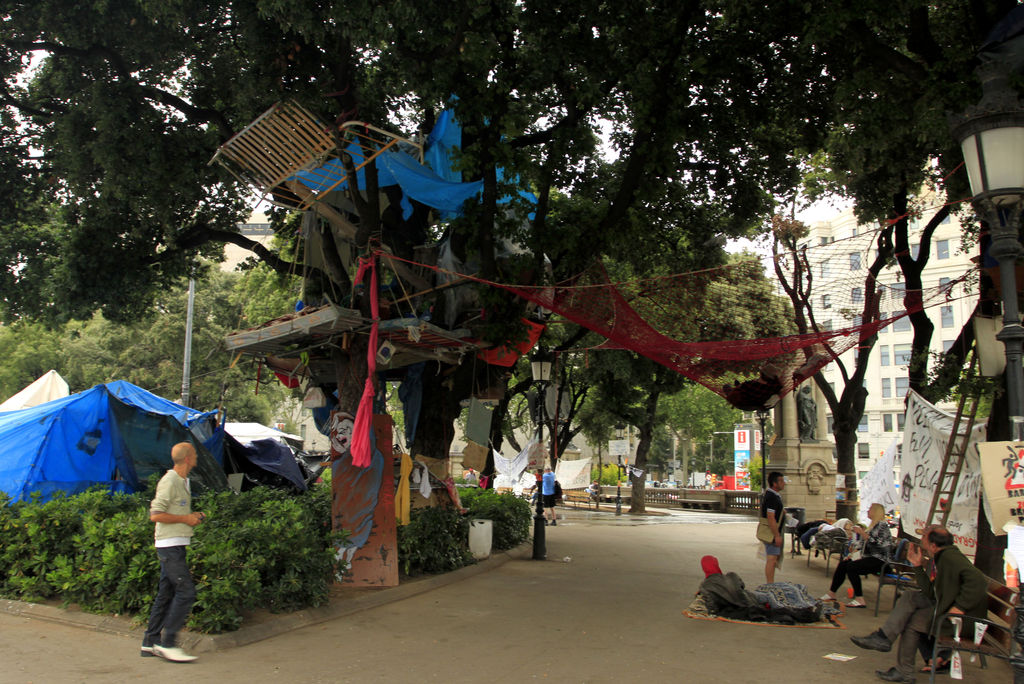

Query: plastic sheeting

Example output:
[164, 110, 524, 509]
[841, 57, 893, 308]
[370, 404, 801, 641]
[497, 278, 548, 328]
[0, 381, 226, 503]
[289, 145, 483, 219]
[224, 435, 307, 492]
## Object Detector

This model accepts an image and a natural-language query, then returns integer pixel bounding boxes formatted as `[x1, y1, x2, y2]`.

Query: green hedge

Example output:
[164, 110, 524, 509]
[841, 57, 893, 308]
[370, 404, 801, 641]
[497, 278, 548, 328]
[459, 488, 531, 551]
[396, 489, 531, 577]
[0, 483, 346, 633]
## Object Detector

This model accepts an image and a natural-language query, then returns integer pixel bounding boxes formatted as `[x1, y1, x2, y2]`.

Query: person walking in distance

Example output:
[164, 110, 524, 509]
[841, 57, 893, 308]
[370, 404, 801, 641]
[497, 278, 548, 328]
[142, 442, 206, 663]
[541, 467, 557, 525]
[762, 471, 785, 583]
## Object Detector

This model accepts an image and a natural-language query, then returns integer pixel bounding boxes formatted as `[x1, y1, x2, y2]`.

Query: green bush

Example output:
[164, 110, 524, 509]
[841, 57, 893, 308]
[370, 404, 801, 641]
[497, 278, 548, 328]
[0, 483, 346, 633]
[591, 463, 626, 485]
[458, 488, 531, 551]
[396, 505, 472, 576]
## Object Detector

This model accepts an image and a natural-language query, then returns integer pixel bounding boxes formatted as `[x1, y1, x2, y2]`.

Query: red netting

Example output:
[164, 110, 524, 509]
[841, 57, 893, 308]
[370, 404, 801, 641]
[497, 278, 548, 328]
[378, 228, 975, 411]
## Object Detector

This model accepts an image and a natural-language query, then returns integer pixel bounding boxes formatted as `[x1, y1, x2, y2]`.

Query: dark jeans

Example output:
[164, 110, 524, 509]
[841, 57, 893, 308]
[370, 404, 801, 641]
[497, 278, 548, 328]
[829, 555, 885, 596]
[144, 545, 196, 648]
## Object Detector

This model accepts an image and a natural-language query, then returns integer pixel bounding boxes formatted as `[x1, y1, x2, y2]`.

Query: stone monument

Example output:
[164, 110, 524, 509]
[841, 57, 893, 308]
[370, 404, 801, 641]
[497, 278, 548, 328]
[766, 382, 836, 520]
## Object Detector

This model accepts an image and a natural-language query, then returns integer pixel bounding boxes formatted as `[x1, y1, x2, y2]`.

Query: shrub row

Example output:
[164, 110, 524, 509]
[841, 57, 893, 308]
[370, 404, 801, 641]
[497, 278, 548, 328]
[396, 489, 532, 576]
[0, 483, 532, 629]
[0, 483, 345, 633]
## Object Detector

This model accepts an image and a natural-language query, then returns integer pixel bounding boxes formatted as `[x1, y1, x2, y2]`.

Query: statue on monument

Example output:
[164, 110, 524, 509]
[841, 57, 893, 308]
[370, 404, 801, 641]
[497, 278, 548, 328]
[797, 385, 817, 441]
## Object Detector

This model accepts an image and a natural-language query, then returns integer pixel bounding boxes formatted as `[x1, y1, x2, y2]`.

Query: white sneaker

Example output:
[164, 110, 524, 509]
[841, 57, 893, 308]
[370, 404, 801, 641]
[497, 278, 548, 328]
[153, 645, 198, 662]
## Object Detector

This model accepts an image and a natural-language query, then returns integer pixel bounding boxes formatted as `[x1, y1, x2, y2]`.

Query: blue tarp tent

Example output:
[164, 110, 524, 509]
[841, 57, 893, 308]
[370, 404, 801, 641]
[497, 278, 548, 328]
[0, 381, 226, 503]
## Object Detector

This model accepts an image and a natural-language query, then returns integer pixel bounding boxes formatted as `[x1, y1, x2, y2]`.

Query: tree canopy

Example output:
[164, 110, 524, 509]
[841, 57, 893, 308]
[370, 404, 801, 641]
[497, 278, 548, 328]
[1, 1, 1014, 472]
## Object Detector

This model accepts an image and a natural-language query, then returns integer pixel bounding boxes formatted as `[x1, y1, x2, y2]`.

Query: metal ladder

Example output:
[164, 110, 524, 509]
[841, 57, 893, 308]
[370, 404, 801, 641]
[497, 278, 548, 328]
[924, 349, 981, 528]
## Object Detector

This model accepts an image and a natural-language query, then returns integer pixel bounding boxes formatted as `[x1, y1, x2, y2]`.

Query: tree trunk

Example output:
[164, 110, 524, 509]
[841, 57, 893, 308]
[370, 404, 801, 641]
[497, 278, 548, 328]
[628, 387, 662, 514]
[832, 383, 867, 520]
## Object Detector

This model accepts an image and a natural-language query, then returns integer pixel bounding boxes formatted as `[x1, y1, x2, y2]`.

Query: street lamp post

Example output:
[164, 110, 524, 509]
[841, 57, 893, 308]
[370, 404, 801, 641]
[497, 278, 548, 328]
[756, 410, 769, 491]
[952, 37, 1024, 682]
[530, 350, 553, 561]
[952, 56, 1024, 438]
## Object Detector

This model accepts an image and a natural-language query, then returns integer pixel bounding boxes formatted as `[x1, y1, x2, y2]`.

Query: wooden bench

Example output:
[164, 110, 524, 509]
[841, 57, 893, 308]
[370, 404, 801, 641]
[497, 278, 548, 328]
[929, 577, 1020, 683]
[678, 498, 722, 511]
[562, 490, 600, 509]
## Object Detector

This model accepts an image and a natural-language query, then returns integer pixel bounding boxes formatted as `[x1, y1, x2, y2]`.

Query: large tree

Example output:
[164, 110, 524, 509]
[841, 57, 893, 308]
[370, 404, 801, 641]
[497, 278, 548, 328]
[0, 2, 833, 464]
[0, 268, 292, 422]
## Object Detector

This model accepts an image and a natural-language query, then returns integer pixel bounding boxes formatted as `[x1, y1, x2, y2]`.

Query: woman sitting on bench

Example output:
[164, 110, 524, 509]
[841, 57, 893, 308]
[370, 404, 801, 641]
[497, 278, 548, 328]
[819, 503, 894, 608]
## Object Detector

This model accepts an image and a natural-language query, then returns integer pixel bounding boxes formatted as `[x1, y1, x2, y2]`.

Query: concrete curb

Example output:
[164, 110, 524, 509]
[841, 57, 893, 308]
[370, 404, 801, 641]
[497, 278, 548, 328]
[1, 543, 532, 654]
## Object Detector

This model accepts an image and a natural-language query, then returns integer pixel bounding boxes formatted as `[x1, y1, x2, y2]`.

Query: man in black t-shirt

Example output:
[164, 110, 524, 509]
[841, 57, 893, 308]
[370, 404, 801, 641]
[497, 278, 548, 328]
[761, 471, 785, 583]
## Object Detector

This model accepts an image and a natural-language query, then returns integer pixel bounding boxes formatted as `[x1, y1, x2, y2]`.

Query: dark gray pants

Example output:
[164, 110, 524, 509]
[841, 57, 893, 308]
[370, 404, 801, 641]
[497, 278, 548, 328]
[881, 589, 933, 676]
[144, 545, 196, 648]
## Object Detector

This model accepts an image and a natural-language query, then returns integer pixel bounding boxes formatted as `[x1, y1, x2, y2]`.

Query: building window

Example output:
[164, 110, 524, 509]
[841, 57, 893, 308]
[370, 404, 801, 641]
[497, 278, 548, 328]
[941, 305, 954, 328]
[891, 281, 906, 301]
[911, 243, 920, 259]
[894, 343, 912, 365]
[827, 416, 834, 433]
[880, 346, 890, 366]
[939, 276, 950, 288]
[882, 378, 892, 398]
[943, 339, 955, 352]
[820, 259, 831, 278]
[937, 239, 950, 259]
[883, 413, 893, 432]
[852, 287, 863, 303]
[896, 377, 909, 398]
[821, 319, 833, 331]
[858, 415, 868, 432]
[893, 312, 911, 332]
[858, 443, 870, 458]
[897, 413, 906, 431]
[300, 424, 307, 439]
[850, 253, 861, 270]
[822, 294, 831, 309]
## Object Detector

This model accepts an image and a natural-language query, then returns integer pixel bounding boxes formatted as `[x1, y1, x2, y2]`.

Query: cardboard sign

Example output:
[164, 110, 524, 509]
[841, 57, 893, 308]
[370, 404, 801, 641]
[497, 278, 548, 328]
[978, 441, 1024, 532]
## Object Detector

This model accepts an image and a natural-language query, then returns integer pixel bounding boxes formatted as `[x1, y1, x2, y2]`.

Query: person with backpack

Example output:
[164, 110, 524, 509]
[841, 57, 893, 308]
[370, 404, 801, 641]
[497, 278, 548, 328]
[541, 467, 558, 525]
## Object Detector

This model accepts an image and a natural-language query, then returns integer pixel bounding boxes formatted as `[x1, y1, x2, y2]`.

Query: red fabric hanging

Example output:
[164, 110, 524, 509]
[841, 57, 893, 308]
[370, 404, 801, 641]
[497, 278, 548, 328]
[351, 256, 379, 468]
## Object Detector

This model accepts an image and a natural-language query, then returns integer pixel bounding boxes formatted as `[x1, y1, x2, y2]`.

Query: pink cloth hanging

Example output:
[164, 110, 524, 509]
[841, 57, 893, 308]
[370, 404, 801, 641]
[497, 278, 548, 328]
[350, 256, 378, 467]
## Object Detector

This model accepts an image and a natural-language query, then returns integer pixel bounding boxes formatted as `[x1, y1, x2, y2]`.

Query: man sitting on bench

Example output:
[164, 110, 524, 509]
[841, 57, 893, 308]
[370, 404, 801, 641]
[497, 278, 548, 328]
[848, 524, 988, 683]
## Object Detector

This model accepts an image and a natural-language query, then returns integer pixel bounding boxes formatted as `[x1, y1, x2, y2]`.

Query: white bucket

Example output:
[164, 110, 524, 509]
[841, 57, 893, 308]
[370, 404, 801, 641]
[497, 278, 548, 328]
[469, 519, 493, 559]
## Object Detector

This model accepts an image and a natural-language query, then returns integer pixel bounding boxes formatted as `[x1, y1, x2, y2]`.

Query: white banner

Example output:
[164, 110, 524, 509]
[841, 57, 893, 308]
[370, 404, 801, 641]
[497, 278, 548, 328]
[859, 438, 899, 523]
[899, 391, 986, 552]
[555, 457, 592, 490]
[494, 441, 532, 481]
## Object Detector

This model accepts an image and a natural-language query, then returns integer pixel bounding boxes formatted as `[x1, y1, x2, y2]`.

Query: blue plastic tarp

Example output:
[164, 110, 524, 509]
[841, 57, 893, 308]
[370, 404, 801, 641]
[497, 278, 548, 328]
[0, 382, 225, 503]
[290, 145, 483, 219]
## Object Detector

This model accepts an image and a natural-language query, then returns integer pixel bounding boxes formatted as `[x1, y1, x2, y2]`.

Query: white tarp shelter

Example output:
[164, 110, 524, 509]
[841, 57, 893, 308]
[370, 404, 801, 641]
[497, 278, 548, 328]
[0, 370, 70, 412]
[225, 421, 303, 447]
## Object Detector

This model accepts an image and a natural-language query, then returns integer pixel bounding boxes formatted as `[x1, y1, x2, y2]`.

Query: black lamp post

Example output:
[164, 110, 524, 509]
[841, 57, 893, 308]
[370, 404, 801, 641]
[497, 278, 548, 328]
[756, 410, 769, 491]
[615, 457, 626, 515]
[951, 41, 1024, 683]
[952, 57, 1024, 440]
[530, 349, 553, 561]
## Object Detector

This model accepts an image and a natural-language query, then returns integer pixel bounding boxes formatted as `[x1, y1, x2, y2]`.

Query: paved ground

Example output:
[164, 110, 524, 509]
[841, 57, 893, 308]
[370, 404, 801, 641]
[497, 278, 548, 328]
[0, 507, 1012, 683]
